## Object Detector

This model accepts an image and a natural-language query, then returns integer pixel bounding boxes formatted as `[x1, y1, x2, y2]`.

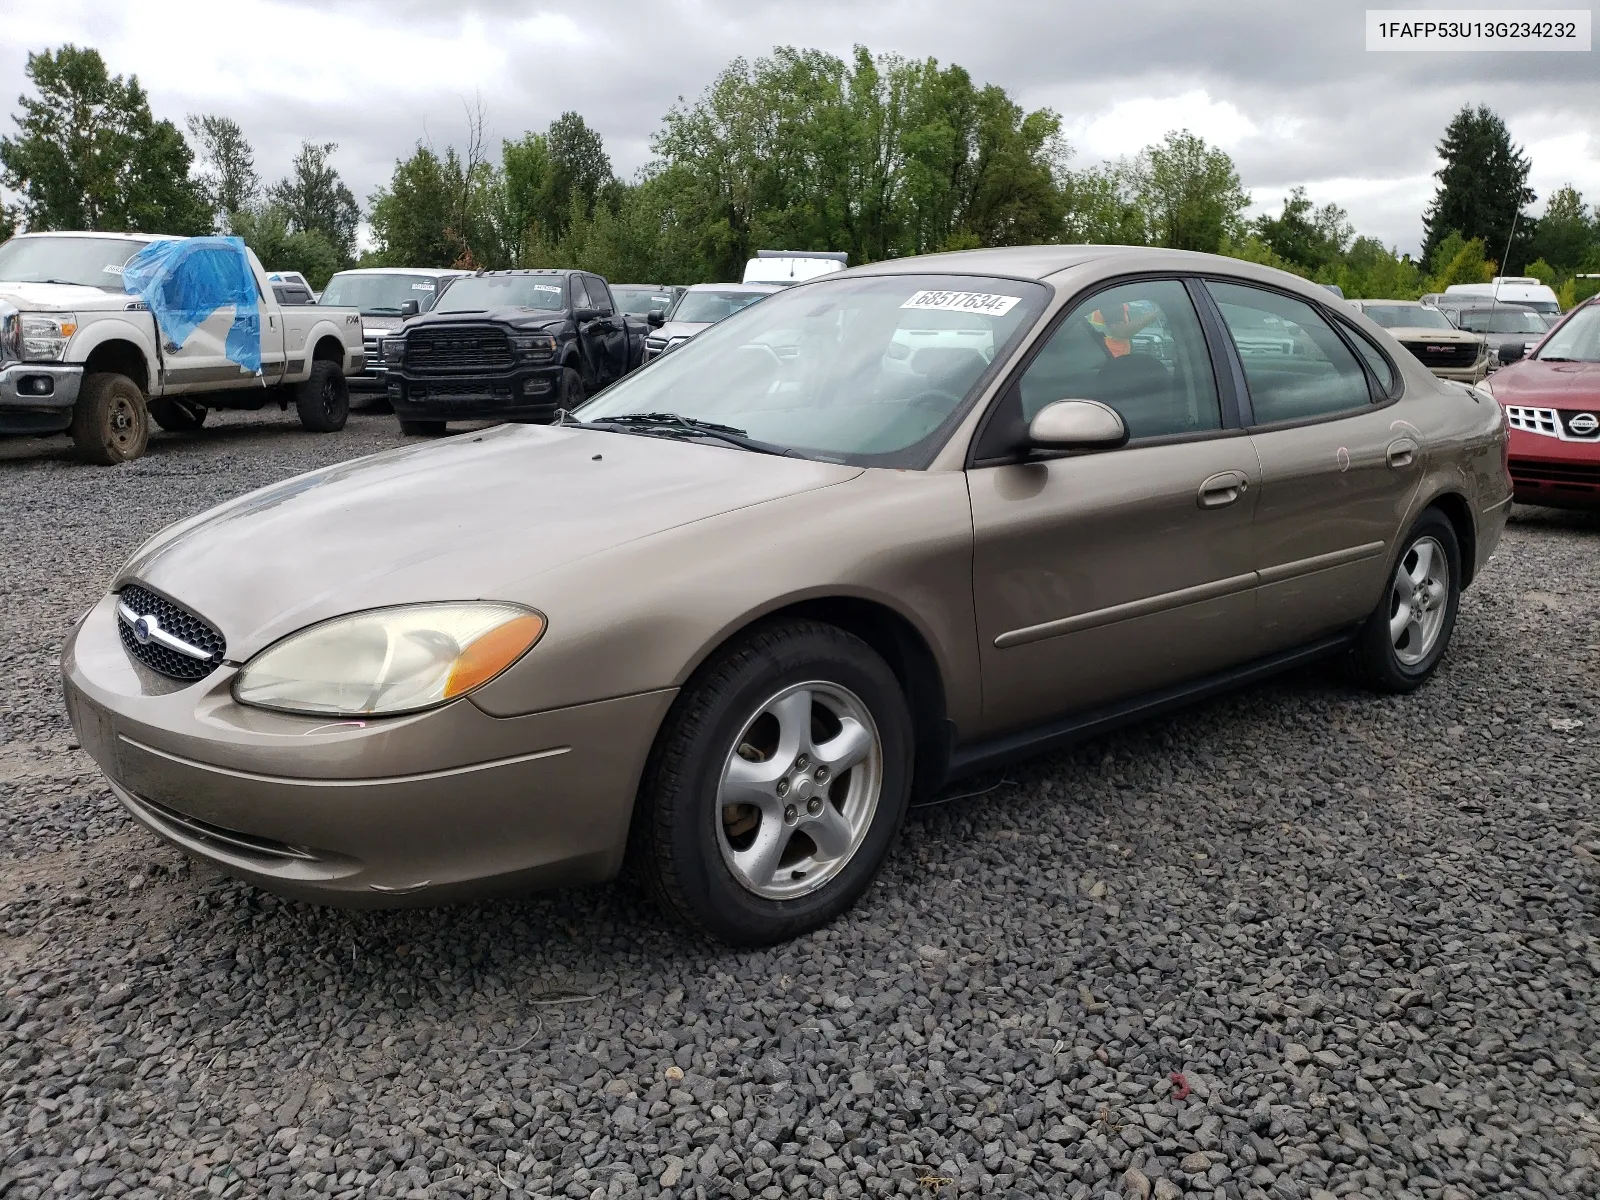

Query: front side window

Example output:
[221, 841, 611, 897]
[436, 275, 567, 313]
[1535, 304, 1600, 363]
[585, 277, 613, 316]
[1017, 279, 1221, 439]
[577, 273, 1047, 467]
[1207, 282, 1372, 424]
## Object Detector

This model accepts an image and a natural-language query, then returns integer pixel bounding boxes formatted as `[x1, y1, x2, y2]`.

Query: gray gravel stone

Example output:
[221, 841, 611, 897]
[1, 415, 1597, 1199]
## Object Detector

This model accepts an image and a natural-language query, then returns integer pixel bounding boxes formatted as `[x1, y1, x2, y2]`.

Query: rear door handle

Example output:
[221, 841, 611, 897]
[1386, 438, 1418, 469]
[1197, 471, 1249, 509]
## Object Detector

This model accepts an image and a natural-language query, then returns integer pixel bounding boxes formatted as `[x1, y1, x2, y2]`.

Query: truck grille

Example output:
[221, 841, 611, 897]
[1401, 340, 1479, 369]
[115, 583, 227, 682]
[407, 326, 513, 371]
[411, 380, 513, 401]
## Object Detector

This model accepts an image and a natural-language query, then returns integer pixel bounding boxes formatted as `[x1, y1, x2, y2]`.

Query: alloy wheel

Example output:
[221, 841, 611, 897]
[716, 681, 882, 900]
[1389, 535, 1450, 666]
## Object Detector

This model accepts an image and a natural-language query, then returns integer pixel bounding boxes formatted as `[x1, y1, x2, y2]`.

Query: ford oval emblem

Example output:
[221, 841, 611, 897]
[132, 614, 157, 644]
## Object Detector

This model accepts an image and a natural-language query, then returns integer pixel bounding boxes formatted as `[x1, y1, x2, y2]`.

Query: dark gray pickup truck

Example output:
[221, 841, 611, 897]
[381, 269, 648, 435]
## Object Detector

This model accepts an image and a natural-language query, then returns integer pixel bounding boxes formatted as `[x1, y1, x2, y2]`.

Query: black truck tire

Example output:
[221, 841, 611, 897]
[148, 396, 208, 432]
[559, 366, 585, 410]
[295, 361, 350, 433]
[70, 373, 150, 465]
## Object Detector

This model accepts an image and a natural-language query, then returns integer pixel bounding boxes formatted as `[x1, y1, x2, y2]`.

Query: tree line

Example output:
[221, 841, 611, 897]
[4, 44, 1599, 307]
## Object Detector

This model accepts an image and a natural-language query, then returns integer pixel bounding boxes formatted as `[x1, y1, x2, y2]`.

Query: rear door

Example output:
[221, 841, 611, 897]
[1202, 279, 1423, 652]
[968, 277, 1262, 733]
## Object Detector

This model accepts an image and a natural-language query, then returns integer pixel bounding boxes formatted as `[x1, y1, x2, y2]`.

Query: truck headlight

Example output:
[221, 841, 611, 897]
[382, 337, 405, 363]
[509, 333, 557, 361]
[21, 312, 77, 361]
[233, 602, 546, 717]
[0, 306, 19, 362]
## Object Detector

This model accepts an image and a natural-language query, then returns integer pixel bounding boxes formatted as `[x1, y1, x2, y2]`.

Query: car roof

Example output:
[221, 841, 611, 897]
[331, 267, 469, 278]
[1453, 301, 1538, 313]
[12, 230, 178, 242]
[474, 269, 575, 277]
[1354, 299, 1424, 306]
[612, 283, 676, 289]
[683, 281, 785, 293]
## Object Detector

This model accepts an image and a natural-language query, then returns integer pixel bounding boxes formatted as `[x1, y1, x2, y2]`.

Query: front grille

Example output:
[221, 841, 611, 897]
[1511, 460, 1600, 490]
[1505, 405, 1559, 437]
[407, 326, 513, 372]
[115, 583, 226, 682]
[411, 380, 513, 400]
[1403, 340, 1479, 368]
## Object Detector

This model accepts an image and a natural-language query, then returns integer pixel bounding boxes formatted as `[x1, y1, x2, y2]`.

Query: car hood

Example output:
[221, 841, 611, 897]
[406, 308, 565, 330]
[118, 422, 861, 658]
[0, 281, 135, 311]
[361, 314, 404, 335]
[1491, 359, 1600, 405]
[655, 321, 712, 341]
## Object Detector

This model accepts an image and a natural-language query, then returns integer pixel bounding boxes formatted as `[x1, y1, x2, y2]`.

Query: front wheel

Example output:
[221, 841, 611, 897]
[295, 361, 349, 433]
[1351, 508, 1462, 693]
[633, 620, 913, 946]
[70, 372, 150, 464]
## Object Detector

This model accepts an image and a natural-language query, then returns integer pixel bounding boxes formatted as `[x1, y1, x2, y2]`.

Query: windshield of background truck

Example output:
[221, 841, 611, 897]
[613, 287, 675, 315]
[1456, 309, 1547, 335]
[1361, 304, 1454, 330]
[1535, 305, 1600, 363]
[434, 276, 566, 312]
[577, 274, 1046, 467]
[669, 290, 772, 323]
[0, 236, 153, 291]
[320, 273, 446, 315]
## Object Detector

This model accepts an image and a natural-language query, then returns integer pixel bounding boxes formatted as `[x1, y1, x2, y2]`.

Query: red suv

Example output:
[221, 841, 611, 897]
[1484, 296, 1600, 509]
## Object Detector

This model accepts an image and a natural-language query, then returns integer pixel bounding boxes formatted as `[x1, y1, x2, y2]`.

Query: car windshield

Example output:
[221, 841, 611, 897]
[320, 273, 446, 315]
[435, 276, 565, 312]
[613, 286, 675, 315]
[1456, 308, 1547, 334]
[0, 235, 153, 291]
[576, 273, 1048, 468]
[1362, 304, 1454, 330]
[1534, 305, 1600, 362]
[669, 289, 774, 324]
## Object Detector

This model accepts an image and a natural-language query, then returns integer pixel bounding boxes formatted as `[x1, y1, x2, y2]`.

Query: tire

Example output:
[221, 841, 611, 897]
[632, 620, 914, 946]
[70, 372, 149, 465]
[294, 361, 349, 433]
[559, 365, 585, 411]
[148, 396, 208, 433]
[398, 419, 447, 436]
[1351, 508, 1462, 693]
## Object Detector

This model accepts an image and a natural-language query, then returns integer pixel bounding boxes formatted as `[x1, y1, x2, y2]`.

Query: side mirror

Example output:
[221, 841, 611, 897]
[1497, 341, 1526, 365]
[573, 307, 600, 323]
[1028, 399, 1129, 452]
[646, 309, 665, 328]
[400, 299, 419, 317]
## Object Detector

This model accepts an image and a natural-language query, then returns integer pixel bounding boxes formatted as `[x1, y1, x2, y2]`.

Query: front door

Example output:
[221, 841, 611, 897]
[1202, 280, 1424, 652]
[157, 245, 276, 393]
[969, 278, 1261, 735]
[584, 276, 627, 386]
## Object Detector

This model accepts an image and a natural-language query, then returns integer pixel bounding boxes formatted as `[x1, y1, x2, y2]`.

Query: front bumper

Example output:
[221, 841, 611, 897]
[62, 594, 675, 907]
[387, 366, 564, 423]
[0, 361, 83, 435]
[1505, 424, 1600, 509]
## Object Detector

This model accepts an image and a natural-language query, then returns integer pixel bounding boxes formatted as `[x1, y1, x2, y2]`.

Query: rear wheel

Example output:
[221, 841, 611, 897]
[633, 620, 913, 945]
[70, 373, 149, 465]
[398, 419, 447, 436]
[148, 396, 208, 432]
[295, 361, 349, 432]
[1352, 508, 1461, 692]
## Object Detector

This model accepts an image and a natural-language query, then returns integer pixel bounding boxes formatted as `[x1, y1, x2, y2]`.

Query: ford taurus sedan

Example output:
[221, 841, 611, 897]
[62, 246, 1512, 946]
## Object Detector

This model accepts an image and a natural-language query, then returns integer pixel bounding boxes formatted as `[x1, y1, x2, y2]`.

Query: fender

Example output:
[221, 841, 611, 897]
[67, 315, 163, 396]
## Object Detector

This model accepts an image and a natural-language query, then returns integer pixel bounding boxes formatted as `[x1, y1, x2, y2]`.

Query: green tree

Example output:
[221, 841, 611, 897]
[1062, 163, 1148, 244]
[267, 141, 359, 262]
[1219, 233, 1306, 276]
[1329, 237, 1426, 300]
[1132, 130, 1249, 253]
[1526, 185, 1597, 275]
[0, 205, 15, 241]
[543, 112, 612, 238]
[229, 203, 342, 290]
[186, 113, 258, 229]
[1251, 187, 1353, 274]
[0, 45, 209, 234]
[1421, 105, 1534, 270]
[1424, 230, 1495, 291]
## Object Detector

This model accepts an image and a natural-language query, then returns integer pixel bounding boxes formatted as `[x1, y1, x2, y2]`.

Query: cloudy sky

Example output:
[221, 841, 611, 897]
[4, 0, 1598, 256]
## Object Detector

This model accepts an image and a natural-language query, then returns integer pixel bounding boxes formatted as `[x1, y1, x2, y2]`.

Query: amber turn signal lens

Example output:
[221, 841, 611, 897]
[445, 613, 547, 697]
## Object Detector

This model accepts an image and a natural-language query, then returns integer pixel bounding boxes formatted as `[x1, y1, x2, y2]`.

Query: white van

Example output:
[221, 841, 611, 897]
[1443, 277, 1561, 315]
[742, 250, 849, 286]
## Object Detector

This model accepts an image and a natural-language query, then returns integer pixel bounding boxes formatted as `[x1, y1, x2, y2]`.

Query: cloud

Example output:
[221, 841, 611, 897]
[2, 0, 1596, 256]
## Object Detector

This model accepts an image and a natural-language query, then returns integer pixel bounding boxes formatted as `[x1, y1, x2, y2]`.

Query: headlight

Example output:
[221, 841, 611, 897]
[233, 602, 546, 717]
[509, 333, 557, 361]
[382, 337, 405, 363]
[21, 312, 77, 361]
[0, 305, 19, 361]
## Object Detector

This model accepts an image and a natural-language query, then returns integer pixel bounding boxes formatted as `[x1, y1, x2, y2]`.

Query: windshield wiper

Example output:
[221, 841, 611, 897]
[575, 411, 804, 458]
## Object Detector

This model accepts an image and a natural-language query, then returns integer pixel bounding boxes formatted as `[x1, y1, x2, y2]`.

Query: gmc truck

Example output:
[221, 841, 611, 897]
[382, 268, 647, 435]
[0, 231, 365, 464]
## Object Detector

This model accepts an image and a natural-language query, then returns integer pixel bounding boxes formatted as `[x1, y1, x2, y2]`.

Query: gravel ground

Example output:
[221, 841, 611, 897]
[2, 409, 1598, 1200]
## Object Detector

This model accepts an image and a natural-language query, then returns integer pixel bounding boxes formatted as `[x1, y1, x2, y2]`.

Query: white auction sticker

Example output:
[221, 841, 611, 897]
[410, 282, 435, 290]
[901, 290, 1020, 316]
[532, 284, 562, 293]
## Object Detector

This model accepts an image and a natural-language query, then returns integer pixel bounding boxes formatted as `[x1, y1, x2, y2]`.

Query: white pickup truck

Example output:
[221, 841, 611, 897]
[0, 231, 365, 463]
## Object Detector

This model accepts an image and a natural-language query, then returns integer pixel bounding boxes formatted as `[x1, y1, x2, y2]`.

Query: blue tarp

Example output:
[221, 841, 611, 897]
[121, 237, 262, 374]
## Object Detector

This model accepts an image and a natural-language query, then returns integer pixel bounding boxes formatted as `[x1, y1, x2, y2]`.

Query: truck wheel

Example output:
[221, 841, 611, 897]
[148, 396, 208, 432]
[560, 366, 585, 410]
[70, 373, 150, 465]
[295, 361, 349, 433]
[398, 419, 447, 436]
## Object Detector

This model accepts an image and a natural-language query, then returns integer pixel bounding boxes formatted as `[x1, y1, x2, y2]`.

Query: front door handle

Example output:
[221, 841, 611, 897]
[1386, 438, 1418, 469]
[1197, 471, 1249, 509]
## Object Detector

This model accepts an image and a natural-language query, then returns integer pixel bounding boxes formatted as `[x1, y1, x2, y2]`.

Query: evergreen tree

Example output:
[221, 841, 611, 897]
[1421, 105, 1534, 270]
[267, 142, 360, 262]
[187, 113, 259, 229]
